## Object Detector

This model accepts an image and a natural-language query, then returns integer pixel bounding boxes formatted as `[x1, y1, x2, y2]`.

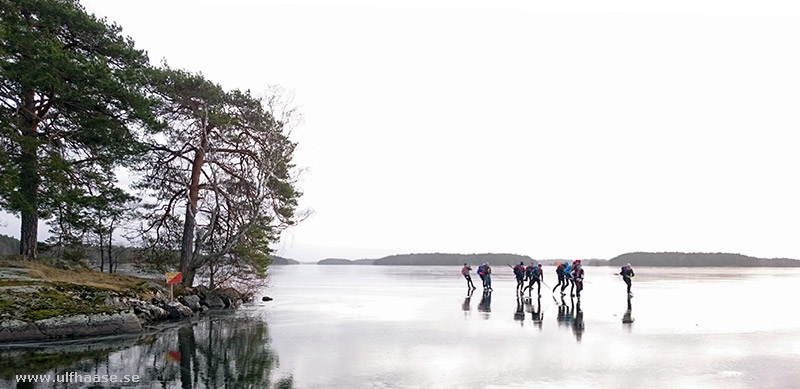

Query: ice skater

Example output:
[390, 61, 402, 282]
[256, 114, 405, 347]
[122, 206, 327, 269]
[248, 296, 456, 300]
[572, 261, 584, 299]
[479, 263, 492, 290]
[620, 263, 635, 297]
[553, 262, 567, 294]
[477, 263, 486, 288]
[524, 262, 543, 297]
[461, 263, 476, 289]
[561, 261, 574, 296]
[511, 262, 526, 294]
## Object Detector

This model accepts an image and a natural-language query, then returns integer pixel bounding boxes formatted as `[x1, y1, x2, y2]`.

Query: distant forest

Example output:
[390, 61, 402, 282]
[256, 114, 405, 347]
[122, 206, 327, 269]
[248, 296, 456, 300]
[374, 253, 533, 266]
[315, 253, 534, 266]
[606, 252, 800, 267]
[317, 258, 375, 265]
[314, 252, 800, 267]
[270, 255, 300, 265]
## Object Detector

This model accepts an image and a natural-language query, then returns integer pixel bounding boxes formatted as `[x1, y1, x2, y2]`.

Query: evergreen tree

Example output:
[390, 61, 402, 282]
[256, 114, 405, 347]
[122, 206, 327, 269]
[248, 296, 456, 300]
[136, 66, 302, 287]
[0, 0, 157, 259]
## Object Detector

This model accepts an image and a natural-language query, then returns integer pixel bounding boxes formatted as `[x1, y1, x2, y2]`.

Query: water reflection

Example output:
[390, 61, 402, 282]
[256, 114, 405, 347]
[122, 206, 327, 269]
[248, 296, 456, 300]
[462, 288, 473, 317]
[513, 295, 525, 326]
[0, 336, 138, 387]
[0, 313, 292, 388]
[623, 296, 634, 328]
[528, 296, 543, 330]
[553, 295, 584, 341]
[556, 296, 571, 329]
[478, 290, 492, 319]
[573, 299, 584, 342]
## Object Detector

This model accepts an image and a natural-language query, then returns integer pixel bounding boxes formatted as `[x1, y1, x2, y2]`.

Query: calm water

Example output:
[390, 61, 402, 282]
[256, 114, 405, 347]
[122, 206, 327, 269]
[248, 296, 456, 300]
[3, 266, 800, 388]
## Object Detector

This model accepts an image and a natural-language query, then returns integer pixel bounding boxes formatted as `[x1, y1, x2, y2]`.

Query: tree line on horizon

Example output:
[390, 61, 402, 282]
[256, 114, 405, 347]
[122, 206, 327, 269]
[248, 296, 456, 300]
[0, 0, 305, 288]
[312, 252, 800, 267]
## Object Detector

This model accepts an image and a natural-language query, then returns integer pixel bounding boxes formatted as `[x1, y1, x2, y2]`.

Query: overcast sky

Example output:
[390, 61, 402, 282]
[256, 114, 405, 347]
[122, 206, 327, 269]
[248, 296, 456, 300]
[3, 0, 800, 261]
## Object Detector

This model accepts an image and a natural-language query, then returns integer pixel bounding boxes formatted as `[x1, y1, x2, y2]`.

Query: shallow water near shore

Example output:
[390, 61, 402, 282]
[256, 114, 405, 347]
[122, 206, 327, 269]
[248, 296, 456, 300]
[3, 265, 800, 388]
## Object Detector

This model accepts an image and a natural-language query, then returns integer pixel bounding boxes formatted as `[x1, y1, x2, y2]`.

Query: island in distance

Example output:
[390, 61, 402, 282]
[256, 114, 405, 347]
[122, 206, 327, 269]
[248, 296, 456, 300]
[317, 258, 375, 265]
[308, 252, 800, 267]
[270, 255, 300, 265]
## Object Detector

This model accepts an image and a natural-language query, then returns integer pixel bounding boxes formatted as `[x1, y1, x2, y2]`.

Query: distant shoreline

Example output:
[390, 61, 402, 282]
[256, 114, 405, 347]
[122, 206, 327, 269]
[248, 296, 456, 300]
[306, 252, 800, 267]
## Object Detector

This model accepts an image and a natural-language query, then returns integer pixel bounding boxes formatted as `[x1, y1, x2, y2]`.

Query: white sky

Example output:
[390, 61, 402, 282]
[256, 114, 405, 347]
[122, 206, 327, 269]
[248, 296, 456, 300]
[2, 0, 800, 261]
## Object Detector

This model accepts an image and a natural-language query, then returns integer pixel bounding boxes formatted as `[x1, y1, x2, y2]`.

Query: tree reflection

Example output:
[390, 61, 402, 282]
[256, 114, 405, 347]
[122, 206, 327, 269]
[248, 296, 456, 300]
[1, 314, 292, 388]
[171, 315, 292, 388]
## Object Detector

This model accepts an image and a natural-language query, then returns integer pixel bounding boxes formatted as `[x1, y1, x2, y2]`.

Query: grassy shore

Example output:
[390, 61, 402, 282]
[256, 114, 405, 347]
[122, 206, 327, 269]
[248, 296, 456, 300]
[0, 258, 165, 322]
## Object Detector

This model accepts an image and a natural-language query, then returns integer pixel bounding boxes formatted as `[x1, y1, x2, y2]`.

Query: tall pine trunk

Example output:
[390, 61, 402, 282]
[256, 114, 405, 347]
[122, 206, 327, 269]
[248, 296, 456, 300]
[19, 90, 40, 260]
[107, 221, 114, 273]
[179, 127, 208, 287]
[99, 228, 105, 272]
[180, 204, 197, 285]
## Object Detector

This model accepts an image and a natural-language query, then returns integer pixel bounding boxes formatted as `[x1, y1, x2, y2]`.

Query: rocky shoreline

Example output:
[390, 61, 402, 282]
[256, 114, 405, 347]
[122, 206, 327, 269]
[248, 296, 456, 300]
[0, 262, 253, 344]
[0, 285, 252, 343]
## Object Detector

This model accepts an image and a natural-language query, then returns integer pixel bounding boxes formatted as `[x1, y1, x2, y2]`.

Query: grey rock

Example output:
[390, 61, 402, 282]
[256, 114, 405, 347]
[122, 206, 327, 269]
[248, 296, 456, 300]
[175, 303, 193, 318]
[35, 314, 91, 338]
[217, 293, 231, 308]
[103, 295, 129, 308]
[214, 288, 242, 308]
[84, 312, 142, 335]
[0, 319, 46, 342]
[1, 312, 142, 342]
[148, 304, 168, 320]
[195, 285, 210, 299]
[162, 302, 193, 319]
[134, 302, 167, 322]
[178, 295, 202, 311]
[133, 304, 151, 321]
[203, 293, 225, 309]
[0, 268, 38, 282]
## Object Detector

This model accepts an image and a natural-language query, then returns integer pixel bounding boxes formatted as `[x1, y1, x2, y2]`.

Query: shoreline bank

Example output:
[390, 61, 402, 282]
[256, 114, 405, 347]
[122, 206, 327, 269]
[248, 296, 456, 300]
[0, 260, 251, 344]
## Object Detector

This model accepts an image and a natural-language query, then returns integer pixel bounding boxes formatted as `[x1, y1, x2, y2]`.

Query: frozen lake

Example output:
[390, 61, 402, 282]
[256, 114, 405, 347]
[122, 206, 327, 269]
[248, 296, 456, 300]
[265, 265, 800, 388]
[2, 265, 800, 388]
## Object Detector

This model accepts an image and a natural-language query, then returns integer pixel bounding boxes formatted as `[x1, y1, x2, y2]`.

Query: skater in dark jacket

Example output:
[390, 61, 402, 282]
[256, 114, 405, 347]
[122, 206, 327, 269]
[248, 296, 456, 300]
[620, 263, 635, 297]
[561, 262, 574, 296]
[572, 261, 584, 298]
[524, 263, 543, 297]
[512, 262, 526, 294]
[553, 262, 567, 294]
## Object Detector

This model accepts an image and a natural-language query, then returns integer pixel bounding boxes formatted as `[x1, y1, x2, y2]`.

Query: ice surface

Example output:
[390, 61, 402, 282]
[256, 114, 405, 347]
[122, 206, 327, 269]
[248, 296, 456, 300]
[3, 265, 799, 388]
[265, 265, 800, 388]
